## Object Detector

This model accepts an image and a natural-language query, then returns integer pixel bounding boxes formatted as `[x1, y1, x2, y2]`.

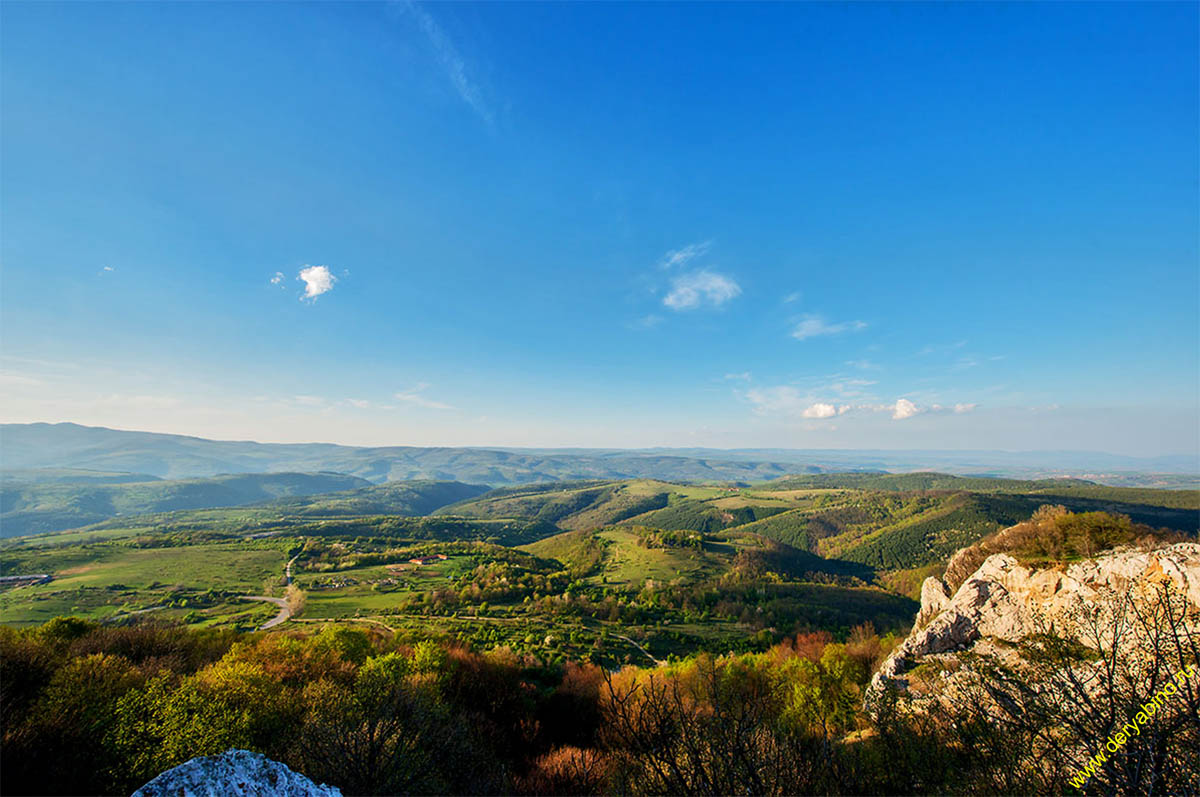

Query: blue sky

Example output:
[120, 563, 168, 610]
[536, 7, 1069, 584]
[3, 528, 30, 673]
[2, 1, 1196, 455]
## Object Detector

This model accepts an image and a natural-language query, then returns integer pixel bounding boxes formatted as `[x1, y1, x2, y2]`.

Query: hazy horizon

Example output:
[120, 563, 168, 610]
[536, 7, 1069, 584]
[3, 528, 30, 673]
[4, 421, 1197, 471]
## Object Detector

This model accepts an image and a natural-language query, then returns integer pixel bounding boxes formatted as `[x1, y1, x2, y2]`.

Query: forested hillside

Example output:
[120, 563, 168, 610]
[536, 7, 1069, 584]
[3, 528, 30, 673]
[0, 472, 372, 538]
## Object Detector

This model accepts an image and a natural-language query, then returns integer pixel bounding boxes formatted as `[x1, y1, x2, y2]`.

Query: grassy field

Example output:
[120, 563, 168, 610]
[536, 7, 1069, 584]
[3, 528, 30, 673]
[0, 541, 291, 625]
[592, 528, 728, 587]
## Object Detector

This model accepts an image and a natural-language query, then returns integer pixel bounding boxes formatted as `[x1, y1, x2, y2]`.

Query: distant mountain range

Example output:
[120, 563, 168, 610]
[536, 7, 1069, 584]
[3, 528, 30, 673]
[1, 422, 1196, 487]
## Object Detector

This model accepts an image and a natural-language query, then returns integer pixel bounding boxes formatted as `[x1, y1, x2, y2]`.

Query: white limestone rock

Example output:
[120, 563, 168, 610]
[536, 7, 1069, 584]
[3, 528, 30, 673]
[868, 542, 1200, 704]
[914, 576, 950, 629]
[132, 749, 341, 797]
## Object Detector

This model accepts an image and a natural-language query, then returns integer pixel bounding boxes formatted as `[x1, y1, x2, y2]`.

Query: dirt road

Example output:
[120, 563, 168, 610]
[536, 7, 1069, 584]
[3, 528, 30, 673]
[239, 595, 289, 630]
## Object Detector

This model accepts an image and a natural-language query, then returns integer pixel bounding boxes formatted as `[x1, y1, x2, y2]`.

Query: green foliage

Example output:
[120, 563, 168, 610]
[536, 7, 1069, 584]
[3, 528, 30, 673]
[733, 509, 815, 550]
[0, 472, 374, 538]
[311, 626, 373, 665]
[523, 530, 608, 578]
[839, 494, 1034, 570]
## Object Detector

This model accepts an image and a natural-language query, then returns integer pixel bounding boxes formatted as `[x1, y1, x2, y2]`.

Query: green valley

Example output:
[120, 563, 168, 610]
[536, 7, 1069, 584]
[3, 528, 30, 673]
[3, 471, 1194, 666]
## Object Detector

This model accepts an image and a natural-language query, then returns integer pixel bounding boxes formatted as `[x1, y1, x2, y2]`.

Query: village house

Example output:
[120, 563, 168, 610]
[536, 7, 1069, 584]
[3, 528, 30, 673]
[407, 554, 449, 566]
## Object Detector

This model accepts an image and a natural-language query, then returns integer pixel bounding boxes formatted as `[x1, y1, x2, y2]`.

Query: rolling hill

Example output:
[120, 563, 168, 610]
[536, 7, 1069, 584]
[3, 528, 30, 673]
[0, 472, 372, 538]
[437, 476, 1200, 573]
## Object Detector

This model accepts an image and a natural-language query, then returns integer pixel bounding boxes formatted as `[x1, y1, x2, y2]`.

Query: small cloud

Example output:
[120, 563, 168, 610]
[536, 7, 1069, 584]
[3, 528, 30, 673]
[297, 265, 337, 301]
[845, 359, 879, 370]
[101, 266, 115, 273]
[346, 398, 371, 409]
[802, 402, 838, 419]
[892, 398, 919, 420]
[663, 270, 742, 310]
[953, 403, 977, 414]
[744, 387, 836, 421]
[791, 315, 867, 341]
[659, 241, 712, 270]
[270, 271, 285, 285]
[293, 395, 326, 407]
[724, 372, 752, 381]
[782, 292, 801, 304]
[394, 383, 454, 410]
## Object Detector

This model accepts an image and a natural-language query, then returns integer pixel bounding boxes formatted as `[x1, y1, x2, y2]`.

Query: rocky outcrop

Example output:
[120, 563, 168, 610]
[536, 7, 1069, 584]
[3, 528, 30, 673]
[868, 542, 1200, 705]
[914, 576, 950, 629]
[133, 749, 341, 797]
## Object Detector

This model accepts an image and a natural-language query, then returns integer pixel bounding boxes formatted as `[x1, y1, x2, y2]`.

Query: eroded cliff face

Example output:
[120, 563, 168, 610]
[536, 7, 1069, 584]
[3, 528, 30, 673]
[867, 542, 1200, 708]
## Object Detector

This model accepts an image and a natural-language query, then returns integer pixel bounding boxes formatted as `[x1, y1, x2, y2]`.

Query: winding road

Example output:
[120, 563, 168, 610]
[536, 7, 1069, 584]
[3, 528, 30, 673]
[239, 554, 302, 631]
[239, 595, 290, 630]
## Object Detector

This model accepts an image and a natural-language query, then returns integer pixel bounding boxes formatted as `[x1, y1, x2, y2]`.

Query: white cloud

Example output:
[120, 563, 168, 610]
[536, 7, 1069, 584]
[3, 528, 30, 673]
[101, 266, 115, 273]
[802, 402, 838, 419]
[845, 358, 879, 370]
[659, 241, 711, 270]
[394, 383, 454, 410]
[892, 398, 919, 420]
[346, 399, 371, 409]
[293, 395, 326, 407]
[663, 270, 741, 310]
[953, 403, 977, 414]
[782, 292, 801, 304]
[744, 387, 837, 421]
[406, 1, 493, 125]
[724, 372, 752, 381]
[791, 315, 867, 341]
[297, 265, 337, 300]
[270, 271, 285, 285]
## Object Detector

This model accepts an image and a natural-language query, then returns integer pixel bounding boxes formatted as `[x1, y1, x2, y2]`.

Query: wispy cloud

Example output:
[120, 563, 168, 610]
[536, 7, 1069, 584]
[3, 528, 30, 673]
[395, 383, 454, 410]
[919, 340, 967, 356]
[0, 370, 46, 387]
[663, 270, 741, 310]
[298, 265, 337, 301]
[791, 315, 867, 341]
[628, 314, 664, 330]
[743, 387, 844, 419]
[724, 372, 752, 381]
[100, 266, 115, 275]
[658, 241, 712, 270]
[845, 358, 879, 370]
[743, 383, 975, 424]
[270, 271, 285, 286]
[782, 291, 801, 304]
[405, 2, 493, 125]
